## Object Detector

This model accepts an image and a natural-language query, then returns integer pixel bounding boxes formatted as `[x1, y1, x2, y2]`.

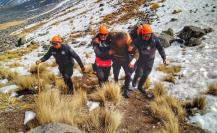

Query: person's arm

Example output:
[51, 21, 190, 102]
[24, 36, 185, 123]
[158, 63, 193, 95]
[92, 38, 111, 60]
[40, 47, 53, 62]
[128, 43, 139, 68]
[68, 46, 84, 69]
[155, 38, 167, 63]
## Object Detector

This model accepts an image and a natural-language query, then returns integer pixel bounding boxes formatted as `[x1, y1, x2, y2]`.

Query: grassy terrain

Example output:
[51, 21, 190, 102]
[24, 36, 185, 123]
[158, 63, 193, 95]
[0, 20, 26, 30]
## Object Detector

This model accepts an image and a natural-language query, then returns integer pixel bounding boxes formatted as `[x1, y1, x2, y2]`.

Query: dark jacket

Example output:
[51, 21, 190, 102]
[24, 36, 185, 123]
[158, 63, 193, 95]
[40, 44, 84, 68]
[92, 34, 112, 60]
[134, 34, 166, 66]
[110, 32, 139, 62]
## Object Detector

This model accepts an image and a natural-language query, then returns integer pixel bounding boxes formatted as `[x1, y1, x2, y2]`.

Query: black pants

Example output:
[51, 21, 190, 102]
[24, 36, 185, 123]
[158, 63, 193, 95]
[59, 65, 74, 94]
[113, 59, 134, 94]
[136, 65, 153, 90]
[96, 66, 111, 85]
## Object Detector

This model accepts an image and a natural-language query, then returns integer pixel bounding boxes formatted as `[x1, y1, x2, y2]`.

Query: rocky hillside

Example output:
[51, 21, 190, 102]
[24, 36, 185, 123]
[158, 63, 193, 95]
[0, 0, 217, 132]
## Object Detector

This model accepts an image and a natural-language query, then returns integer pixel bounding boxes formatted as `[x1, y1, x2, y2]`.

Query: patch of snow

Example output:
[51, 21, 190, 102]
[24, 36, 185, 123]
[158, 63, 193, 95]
[0, 85, 18, 94]
[0, 79, 8, 84]
[10, 67, 31, 76]
[87, 101, 100, 111]
[24, 111, 36, 125]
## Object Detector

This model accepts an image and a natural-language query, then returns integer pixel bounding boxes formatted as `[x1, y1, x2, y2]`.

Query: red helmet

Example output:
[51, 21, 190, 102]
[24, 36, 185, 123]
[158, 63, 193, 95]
[51, 35, 63, 43]
[142, 24, 153, 34]
[99, 24, 109, 34]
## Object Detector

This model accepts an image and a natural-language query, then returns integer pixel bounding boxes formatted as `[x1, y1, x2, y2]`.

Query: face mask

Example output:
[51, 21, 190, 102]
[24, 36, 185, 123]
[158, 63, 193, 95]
[142, 34, 152, 41]
[99, 34, 108, 41]
[53, 43, 61, 49]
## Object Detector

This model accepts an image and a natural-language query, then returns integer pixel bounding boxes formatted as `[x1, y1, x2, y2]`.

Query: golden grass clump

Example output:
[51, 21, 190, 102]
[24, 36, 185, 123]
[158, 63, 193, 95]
[0, 68, 18, 80]
[144, 77, 151, 89]
[206, 83, 217, 96]
[35, 89, 87, 125]
[8, 62, 24, 68]
[78, 108, 123, 133]
[35, 89, 123, 132]
[150, 3, 160, 10]
[156, 64, 181, 74]
[183, 96, 207, 110]
[29, 64, 47, 74]
[163, 74, 176, 84]
[150, 83, 186, 133]
[151, 83, 167, 97]
[0, 44, 39, 61]
[14, 76, 36, 90]
[0, 93, 29, 112]
[89, 83, 122, 106]
[104, 109, 123, 133]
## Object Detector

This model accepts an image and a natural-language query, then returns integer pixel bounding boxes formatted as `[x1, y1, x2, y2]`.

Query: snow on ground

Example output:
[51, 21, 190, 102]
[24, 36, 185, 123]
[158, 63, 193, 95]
[0, 85, 18, 94]
[24, 111, 36, 125]
[146, 0, 217, 132]
[1, 0, 217, 132]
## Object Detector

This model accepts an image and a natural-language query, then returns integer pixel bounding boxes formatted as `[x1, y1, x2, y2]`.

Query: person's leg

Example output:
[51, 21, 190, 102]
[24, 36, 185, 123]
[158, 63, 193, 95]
[112, 61, 121, 82]
[60, 66, 73, 94]
[103, 66, 111, 82]
[137, 66, 152, 93]
[132, 65, 143, 88]
[96, 66, 104, 85]
[122, 61, 134, 98]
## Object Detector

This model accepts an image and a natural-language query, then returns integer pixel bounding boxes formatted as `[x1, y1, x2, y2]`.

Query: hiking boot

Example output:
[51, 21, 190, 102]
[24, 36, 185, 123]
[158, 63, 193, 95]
[138, 88, 147, 94]
[122, 92, 130, 98]
[132, 80, 137, 88]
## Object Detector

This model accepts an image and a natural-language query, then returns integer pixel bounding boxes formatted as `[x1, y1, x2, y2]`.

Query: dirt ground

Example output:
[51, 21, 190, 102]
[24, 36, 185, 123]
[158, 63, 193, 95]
[0, 90, 206, 133]
[118, 91, 206, 133]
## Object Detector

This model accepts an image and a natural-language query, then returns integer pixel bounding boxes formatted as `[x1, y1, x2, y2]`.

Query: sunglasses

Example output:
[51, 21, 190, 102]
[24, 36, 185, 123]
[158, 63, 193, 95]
[52, 42, 60, 45]
[99, 34, 108, 37]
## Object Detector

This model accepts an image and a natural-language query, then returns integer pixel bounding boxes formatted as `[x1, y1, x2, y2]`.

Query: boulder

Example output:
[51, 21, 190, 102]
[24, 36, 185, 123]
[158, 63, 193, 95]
[162, 28, 174, 36]
[188, 37, 202, 46]
[27, 123, 82, 133]
[17, 37, 26, 47]
[178, 26, 213, 46]
[158, 33, 174, 48]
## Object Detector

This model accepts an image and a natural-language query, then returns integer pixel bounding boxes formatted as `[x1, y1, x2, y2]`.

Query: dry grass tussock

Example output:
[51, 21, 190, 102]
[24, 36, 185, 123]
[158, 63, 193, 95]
[14, 76, 36, 90]
[206, 83, 217, 96]
[183, 96, 207, 110]
[163, 74, 176, 84]
[29, 64, 47, 74]
[36, 89, 87, 125]
[150, 83, 185, 133]
[0, 44, 39, 61]
[35, 89, 123, 132]
[150, 3, 160, 11]
[7, 62, 24, 68]
[156, 64, 181, 74]
[89, 83, 123, 106]
[0, 68, 18, 80]
[102, 0, 146, 25]
[0, 93, 29, 112]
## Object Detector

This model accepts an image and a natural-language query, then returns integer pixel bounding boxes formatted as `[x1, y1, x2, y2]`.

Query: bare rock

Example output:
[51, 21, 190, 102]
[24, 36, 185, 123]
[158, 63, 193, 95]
[158, 33, 174, 48]
[178, 26, 213, 46]
[27, 123, 82, 133]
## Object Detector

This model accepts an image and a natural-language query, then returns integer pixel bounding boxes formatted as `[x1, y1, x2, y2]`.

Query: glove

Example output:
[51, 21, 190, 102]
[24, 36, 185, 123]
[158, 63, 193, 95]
[128, 58, 136, 68]
[163, 59, 167, 65]
[81, 67, 86, 73]
[36, 60, 42, 65]
[109, 50, 114, 55]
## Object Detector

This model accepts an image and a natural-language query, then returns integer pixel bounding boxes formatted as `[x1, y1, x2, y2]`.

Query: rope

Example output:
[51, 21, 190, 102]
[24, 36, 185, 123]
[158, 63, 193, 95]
[37, 64, 41, 93]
